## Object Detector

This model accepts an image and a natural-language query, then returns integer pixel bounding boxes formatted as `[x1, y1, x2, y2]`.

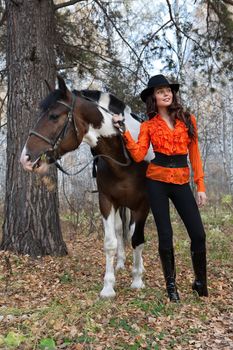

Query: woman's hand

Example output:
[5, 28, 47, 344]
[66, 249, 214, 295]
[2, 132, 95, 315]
[197, 192, 207, 207]
[112, 114, 126, 133]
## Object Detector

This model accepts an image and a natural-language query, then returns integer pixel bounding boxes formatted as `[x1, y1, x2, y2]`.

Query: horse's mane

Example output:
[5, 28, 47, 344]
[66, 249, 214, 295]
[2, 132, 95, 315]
[80, 90, 126, 114]
[40, 89, 65, 112]
[73, 89, 125, 113]
[40, 88, 146, 124]
[73, 89, 146, 123]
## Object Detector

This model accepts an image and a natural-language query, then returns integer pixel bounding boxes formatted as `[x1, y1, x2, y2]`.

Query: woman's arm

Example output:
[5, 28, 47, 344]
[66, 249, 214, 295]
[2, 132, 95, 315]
[112, 115, 150, 162]
[188, 116, 207, 205]
[188, 115, 205, 192]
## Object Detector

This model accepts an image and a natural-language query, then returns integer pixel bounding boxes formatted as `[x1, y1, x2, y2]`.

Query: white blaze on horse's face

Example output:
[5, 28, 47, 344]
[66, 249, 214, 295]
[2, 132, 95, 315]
[83, 93, 118, 147]
[20, 144, 51, 174]
[20, 145, 33, 171]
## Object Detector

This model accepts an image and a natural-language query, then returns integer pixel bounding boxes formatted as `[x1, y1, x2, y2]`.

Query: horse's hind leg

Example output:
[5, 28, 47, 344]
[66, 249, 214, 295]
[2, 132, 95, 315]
[115, 207, 132, 270]
[99, 193, 117, 298]
[131, 220, 146, 289]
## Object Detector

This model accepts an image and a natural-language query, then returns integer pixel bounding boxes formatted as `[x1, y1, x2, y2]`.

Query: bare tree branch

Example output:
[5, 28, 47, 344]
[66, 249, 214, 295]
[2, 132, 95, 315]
[0, 95, 7, 128]
[54, 0, 87, 11]
[222, 0, 233, 5]
[58, 40, 148, 85]
[0, 92, 7, 105]
[0, 68, 7, 77]
[93, 0, 149, 77]
[133, 19, 172, 92]
[208, 0, 233, 19]
[165, 0, 206, 53]
[206, 0, 233, 61]
[0, 9, 6, 26]
[138, 20, 172, 62]
[205, 1, 222, 72]
[0, 122, 7, 129]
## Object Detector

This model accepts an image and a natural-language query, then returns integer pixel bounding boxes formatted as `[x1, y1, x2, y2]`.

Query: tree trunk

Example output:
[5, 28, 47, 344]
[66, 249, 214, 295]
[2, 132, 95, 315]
[1, 0, 67, 257]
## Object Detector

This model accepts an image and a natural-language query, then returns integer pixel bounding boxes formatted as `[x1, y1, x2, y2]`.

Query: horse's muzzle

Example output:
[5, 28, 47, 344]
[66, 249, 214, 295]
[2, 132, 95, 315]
[20, 146, 56, 174]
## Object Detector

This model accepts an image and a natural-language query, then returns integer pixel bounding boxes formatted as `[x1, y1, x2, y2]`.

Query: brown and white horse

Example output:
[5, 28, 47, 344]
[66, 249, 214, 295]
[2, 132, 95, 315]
[20, 76, 153, 297]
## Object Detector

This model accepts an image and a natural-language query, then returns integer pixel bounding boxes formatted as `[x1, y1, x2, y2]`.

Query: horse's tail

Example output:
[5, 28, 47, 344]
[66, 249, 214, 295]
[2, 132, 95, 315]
[119, 207, 133, 244]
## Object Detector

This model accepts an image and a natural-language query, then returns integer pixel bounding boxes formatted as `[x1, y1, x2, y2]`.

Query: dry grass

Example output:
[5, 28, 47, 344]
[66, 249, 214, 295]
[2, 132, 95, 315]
[0, 206, 232, 349]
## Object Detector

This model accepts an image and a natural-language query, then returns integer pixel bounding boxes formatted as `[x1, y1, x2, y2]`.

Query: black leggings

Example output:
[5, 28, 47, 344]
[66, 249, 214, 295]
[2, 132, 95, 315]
[146, 179, 206, 252]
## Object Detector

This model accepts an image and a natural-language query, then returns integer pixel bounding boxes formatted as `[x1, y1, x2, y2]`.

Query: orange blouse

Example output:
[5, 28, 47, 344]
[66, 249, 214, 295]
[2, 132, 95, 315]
[123, 114, 205, 192]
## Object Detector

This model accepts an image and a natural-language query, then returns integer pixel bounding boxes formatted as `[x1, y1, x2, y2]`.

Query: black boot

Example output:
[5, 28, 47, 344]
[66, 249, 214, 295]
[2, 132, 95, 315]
[191, 250, 208, 297]
[159, 248, 180, 302]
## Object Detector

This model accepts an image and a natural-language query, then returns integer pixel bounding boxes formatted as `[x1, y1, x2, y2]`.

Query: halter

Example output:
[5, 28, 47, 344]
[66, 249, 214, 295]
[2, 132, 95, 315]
[29, 94, 77, 153]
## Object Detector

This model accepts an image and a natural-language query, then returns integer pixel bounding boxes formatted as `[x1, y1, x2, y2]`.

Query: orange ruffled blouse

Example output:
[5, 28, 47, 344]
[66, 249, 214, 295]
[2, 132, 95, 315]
[123, 114, 205, 192]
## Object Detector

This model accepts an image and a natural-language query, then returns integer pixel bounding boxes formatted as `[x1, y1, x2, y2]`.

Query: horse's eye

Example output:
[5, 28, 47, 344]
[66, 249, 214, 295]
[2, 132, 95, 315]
[49, 114, 59, 120]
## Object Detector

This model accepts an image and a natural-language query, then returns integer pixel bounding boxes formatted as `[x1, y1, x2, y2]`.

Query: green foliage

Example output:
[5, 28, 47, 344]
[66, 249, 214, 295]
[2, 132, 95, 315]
[39, 338, 56, 350]
[109, 318, 136, 333]
[76, 332, 95, 343]
[59, 272, 73, 284]
[2, 332, 26, 348]
[208, 227, 231, 260]
[221, 194, 232, 205]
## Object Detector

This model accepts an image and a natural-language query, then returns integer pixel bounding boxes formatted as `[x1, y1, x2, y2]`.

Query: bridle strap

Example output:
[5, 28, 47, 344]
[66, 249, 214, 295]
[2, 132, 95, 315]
[56, 100, 72, 110]
[57, 96, 79, 137]
[55, 151, 131, 176]
[29, 95, 77, 149]
[29, 130, 54, 145]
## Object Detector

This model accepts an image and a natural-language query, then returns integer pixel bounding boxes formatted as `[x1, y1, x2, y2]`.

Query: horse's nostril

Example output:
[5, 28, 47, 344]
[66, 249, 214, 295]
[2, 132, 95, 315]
[26, 154, 31, 161]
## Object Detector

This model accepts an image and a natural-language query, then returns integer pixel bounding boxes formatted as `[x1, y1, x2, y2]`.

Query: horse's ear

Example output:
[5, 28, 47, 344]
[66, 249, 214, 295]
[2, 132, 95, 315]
[57, 75, 67, 94]
[44, 80, 52, 92]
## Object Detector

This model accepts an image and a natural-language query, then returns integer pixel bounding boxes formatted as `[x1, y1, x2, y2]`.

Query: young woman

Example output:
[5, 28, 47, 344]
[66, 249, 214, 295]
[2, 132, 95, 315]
[113, 74, 208, 302]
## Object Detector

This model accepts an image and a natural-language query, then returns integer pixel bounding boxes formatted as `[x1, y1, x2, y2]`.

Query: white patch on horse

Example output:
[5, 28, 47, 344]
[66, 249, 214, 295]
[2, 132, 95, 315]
[20, 145, 29, 167]
[131, 243, 145, 289]
[115, 209, 126, 270]
[20, 143, 50, 174]
[128, 221, 135, 241]
[123, 107, 154, 161]
[83, 93, 117, 147]
[124, 106, 139, 140]
[100, 206, 117, 298]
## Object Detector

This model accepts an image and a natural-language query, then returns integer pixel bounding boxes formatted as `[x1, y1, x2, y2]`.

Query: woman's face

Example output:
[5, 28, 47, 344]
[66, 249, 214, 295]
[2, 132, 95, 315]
[153, 86, 173, 108]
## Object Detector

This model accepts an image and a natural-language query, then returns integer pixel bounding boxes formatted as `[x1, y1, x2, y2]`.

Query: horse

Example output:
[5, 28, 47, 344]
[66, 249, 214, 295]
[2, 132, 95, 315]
[20, 75, 154, 298]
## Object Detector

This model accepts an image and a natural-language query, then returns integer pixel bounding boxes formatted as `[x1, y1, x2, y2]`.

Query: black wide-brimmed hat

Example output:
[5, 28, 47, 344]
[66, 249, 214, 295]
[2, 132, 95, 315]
[140, 74, 179, 103]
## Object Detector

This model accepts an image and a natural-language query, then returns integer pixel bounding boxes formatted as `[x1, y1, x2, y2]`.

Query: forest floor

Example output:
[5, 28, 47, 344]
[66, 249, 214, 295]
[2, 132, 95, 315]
[0, 205, 232, 350]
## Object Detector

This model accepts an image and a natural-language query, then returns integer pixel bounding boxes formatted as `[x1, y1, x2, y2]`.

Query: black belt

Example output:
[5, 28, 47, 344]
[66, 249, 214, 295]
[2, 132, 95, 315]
[151, 152, 188, 168]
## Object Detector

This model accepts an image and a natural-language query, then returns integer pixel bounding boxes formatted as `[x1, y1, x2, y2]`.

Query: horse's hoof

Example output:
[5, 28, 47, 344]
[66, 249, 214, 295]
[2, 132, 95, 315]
[100, 287, 116, 298]
[130, 280, 145, 289]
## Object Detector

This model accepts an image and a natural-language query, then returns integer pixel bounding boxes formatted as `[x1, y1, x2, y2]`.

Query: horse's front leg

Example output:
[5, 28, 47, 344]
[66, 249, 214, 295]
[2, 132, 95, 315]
[131, 220, 146, 289]
[99, 196, 117, 298]
[115, 208, 130, 270]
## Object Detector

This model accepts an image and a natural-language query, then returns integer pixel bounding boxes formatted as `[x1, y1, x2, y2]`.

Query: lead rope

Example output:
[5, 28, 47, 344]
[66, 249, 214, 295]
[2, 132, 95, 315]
[55, 153, 130, 176]
[55, 138, 131, 176]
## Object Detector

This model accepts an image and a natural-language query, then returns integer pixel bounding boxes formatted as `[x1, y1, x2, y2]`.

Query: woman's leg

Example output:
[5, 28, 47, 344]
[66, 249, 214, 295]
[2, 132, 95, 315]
[169, 183, 208, 296]
[146, 179, 180, 302]
[146, 179, 173, 250]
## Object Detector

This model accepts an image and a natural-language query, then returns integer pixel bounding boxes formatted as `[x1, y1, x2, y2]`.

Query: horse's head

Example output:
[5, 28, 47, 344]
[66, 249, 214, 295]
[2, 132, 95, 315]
[20, 76, 84, 174]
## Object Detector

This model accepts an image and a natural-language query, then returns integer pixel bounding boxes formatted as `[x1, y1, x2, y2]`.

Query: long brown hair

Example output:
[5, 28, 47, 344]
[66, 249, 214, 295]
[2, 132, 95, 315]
[145, 90, 196, 139]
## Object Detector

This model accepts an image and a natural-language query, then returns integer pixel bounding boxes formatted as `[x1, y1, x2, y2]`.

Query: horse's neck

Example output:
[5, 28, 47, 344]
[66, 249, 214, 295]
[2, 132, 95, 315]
[94, 135, 127, 162]
[78, 92, 154, 161]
